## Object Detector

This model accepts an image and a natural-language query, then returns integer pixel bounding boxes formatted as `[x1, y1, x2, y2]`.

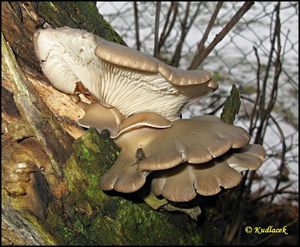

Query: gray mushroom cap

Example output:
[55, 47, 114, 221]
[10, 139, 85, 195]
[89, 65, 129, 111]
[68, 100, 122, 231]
[33, 27, 217, 121]
[99, 115, 254, 193]
[151, 144, 266, 202]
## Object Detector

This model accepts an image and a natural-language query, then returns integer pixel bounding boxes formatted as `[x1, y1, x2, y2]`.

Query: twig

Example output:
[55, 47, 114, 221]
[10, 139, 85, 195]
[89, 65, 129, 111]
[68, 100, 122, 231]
[269, 110, 287, 203]
[158, 2, 178, 53]
[170, 2, 190, 66]
[258, 4, 279, 118]
[154, 2, 161, 57]
[248, 46, 261, 136]
[250, 183, 293, 203]
[281, 29, 290, 63]
[189, 1, 254, 69]
[240, 95, 294, 204]
[171, 2, 202, 67]
[189, 2, 223, 69]
[133, 2, 141, 51]
[255, 2, 282, 144]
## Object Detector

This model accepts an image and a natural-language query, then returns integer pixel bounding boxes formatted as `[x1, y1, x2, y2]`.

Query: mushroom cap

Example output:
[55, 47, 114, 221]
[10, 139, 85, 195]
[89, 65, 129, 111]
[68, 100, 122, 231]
[77, 102, 125, 137]
[33, 27, 217, 121]
[33, 27, 101, 95]
[95, 39, 215, 86]
[151, 144, 265, 202]
[99, 115, 252, 193]
[78, 102, 172, 138]
[116, 111, 172, 138]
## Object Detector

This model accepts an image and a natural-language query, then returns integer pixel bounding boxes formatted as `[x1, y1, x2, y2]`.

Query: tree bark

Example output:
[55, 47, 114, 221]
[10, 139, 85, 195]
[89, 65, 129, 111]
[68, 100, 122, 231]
[1, 2, 204, 245]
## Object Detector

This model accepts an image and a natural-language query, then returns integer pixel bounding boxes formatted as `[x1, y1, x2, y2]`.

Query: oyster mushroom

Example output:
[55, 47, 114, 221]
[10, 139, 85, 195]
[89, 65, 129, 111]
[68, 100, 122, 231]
[99, 115, 265, 197]
[77, 102, 172, 138]
[77, 102, 125, 138]
[151, 144, 266, 202]
[33, 27, 266, 203]
[33, 27, 217, 121]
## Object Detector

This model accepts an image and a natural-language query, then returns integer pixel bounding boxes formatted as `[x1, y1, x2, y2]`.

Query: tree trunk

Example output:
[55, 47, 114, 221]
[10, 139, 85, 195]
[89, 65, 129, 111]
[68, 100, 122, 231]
[1, 2, 204, 245]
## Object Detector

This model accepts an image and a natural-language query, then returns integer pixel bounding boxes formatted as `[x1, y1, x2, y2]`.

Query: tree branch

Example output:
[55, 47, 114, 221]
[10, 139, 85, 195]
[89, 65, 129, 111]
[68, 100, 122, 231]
[157, 2, 178, 53]
[171, 2, 202, 67]
[154, 2, 161, 57]
[189, 2, 223, 69]
[189, 1, 254, 69]
[133, 2, 141, 51]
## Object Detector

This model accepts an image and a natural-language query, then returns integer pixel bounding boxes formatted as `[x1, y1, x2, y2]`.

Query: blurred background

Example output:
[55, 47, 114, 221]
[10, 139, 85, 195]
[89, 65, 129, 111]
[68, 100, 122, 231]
[97, 2, 298, 245]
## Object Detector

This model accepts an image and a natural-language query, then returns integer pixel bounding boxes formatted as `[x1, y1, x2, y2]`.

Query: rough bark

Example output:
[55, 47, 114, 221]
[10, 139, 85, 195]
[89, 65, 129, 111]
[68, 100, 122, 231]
[1, 2, 205, 245]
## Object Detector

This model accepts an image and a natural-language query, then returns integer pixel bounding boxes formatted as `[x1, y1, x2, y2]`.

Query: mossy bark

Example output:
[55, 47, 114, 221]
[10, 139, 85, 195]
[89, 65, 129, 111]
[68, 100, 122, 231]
[45, 129, 203, 245]
[1, 2, 204, 245]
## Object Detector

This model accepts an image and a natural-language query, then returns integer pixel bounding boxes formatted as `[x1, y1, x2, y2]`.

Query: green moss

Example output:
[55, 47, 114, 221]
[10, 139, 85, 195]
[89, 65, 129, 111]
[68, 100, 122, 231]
[44, 128, 204, 245]
[34, 2, 126, 44]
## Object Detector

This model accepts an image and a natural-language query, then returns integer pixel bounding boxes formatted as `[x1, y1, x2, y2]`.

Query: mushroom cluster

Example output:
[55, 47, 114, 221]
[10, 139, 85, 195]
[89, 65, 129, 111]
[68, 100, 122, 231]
[33, 27, 265, 202]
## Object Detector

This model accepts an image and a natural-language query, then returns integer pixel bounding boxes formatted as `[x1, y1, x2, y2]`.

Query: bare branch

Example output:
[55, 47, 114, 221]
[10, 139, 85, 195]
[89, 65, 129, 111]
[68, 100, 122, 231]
[255, 2, 282, 144]
[251, 184, 296, 203]
[171, 2, 202, 67]
[154, 2, 161, 57]
[189, 2, 223, 69]
[248, 46, 261, 136]
[189, 1, 254, 69]
[158, 2, 178, 53]
[133, 2, 141, 51]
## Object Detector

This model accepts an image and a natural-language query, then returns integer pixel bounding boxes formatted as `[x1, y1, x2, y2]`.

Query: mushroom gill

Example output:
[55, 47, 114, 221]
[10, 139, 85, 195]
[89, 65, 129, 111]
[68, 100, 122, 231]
[99, 115, 265, 197]
[33, 27, 217, 121]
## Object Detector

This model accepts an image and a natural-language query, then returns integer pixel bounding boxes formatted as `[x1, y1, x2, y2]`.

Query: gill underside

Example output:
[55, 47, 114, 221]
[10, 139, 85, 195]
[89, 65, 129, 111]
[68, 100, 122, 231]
[93, 61, 188, 120]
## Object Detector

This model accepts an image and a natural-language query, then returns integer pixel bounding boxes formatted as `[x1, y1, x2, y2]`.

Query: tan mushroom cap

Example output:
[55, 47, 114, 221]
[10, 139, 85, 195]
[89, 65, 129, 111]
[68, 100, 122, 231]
[78, 102, 125, 138]
[95, 38, 215, 87]
[151, 144, 265, 202]
[33, 27, 218, 121]
[99, 115, 251, 193]
[116, 112, 172, 138]
[78, 102, 172, 138]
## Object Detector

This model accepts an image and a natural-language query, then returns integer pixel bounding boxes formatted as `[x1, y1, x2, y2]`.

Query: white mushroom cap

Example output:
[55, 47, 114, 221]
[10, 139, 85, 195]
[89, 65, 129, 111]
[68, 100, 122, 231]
[151, 144, 266, 202]
[33, 27, 217, 121]
[99, 115, 252, 193]
[33, 27, 102, 95]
